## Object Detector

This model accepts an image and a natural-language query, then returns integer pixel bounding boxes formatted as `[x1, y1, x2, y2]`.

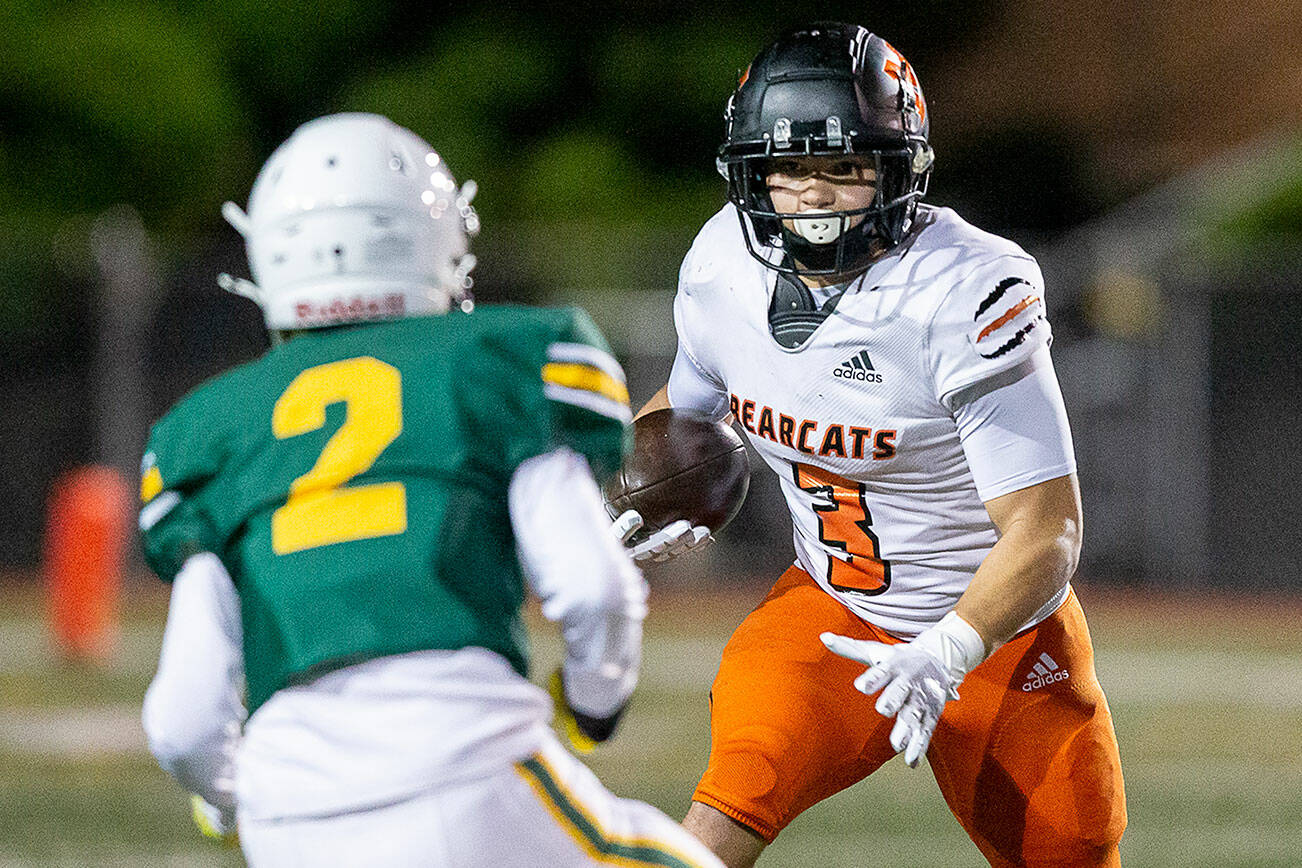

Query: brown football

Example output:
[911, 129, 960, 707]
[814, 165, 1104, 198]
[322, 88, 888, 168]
[603, 408, 750, 535]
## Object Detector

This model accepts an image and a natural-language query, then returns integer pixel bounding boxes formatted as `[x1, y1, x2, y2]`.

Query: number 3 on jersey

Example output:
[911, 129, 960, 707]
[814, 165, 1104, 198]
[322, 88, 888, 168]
[271, 357, 406, 555]
[795, 463, 891, 595]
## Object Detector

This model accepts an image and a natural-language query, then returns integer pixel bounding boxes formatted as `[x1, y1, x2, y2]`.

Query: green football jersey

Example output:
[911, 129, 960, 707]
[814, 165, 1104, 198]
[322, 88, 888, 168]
[139, 305, 631, 713]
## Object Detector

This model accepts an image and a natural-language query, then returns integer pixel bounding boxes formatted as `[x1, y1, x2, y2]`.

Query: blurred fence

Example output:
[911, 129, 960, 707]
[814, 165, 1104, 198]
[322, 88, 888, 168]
[1048, 255, 1301, 589]
[2, 206, 1298, 591]
[1040, 158, 1302, 589]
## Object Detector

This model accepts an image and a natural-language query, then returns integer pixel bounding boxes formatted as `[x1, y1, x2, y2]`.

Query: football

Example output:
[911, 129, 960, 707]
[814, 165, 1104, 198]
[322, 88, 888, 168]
[603, 408, 750, 536]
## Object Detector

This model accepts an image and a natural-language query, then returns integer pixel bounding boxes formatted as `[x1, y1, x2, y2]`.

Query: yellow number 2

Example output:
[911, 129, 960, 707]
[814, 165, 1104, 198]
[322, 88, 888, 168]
[270, 357, 406, 555]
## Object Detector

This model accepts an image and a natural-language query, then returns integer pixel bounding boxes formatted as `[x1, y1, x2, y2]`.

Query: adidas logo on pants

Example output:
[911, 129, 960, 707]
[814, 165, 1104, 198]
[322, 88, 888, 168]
[1022, 653, 1070, 691]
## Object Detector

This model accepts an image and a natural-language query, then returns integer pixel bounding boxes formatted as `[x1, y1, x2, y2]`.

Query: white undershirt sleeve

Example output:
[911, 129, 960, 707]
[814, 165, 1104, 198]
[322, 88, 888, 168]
[666, 342, 730, 418]
[141, 552, 245, 819]
[509, 447, 648, 718]
[953, 346, 1077, 502]
[667, 286, 731, 419]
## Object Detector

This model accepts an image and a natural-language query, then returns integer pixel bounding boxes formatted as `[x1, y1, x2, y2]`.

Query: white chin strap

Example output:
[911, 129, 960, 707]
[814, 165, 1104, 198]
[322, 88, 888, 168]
[790, 209, 843, 244]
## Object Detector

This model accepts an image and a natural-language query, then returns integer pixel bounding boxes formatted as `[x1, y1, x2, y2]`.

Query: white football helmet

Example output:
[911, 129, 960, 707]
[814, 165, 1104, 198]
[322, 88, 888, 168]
[220, 112, 479, 330]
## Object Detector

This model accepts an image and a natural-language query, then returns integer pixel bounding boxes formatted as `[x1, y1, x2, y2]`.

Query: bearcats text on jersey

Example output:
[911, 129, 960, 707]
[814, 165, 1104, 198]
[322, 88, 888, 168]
[729, 393, 897, 460]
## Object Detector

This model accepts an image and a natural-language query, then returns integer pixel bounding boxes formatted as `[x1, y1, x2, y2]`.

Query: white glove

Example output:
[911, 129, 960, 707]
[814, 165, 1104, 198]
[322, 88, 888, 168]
[821, 612, 988, 768]
[610, 509, 711, 563]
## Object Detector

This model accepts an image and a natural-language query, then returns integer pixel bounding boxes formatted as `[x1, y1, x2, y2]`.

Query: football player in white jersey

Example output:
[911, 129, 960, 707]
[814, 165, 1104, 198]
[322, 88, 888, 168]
[626, 23, 1127, 868]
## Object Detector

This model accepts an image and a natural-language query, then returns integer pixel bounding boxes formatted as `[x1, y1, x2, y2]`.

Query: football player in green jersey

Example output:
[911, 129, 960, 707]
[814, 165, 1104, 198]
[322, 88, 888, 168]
[140, 113, 723, 868]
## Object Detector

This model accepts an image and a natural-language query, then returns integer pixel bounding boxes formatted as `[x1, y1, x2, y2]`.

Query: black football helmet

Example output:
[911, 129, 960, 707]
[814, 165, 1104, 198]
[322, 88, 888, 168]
[719, 23, 935, 276]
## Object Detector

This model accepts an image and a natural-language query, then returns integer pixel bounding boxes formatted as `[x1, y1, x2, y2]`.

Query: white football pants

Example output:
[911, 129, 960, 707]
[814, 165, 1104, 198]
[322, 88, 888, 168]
[238, 738, 722, 868]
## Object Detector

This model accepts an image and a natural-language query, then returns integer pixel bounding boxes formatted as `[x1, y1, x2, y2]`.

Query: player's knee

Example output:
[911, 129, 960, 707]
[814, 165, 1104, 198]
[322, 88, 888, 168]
[683, 802, 765, 868]
[1065, 838, 1122, 867]
[1073, 819, 1126, 865]
[1015, 822, 1124, 867]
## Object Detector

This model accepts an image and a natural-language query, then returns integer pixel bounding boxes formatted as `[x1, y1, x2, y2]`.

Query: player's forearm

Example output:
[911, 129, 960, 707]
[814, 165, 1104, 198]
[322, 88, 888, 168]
[509, 447, 649, 716]
[145, 717, 241, 814]
[553, 559, 645, 716]
[142, 553, 245, 810]
[955, 515, 1080, 652]
[635, 384, 672, 419]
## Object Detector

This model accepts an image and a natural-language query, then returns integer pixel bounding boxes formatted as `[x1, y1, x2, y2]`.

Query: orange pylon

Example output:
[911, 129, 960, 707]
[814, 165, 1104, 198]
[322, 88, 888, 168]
[44, 465, 130, 662]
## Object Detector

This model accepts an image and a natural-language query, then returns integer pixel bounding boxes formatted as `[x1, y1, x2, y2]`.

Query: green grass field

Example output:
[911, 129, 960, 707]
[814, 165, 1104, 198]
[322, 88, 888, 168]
[2, 581, 1301, 866]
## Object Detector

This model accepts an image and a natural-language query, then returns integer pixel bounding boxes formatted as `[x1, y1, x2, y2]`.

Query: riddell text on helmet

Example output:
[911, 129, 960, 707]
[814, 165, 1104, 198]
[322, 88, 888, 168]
[294, 294, 406, 325]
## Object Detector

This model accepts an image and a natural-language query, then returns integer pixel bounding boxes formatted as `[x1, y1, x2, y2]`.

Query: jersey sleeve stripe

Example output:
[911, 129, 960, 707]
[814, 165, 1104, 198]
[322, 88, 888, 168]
[977, 319, 1043, 359]
[544, 383, 633, 424]
[546, 342, 626, 382]
[974, 276, 1031, 320]
[141, 466, 164, 503]
[976, 294, 1040, 343]
[138, 490, 181, 532]
[542, 362, 630, 405]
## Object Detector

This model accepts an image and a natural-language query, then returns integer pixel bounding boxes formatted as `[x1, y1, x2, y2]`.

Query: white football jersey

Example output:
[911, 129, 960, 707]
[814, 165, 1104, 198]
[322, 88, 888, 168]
[669, 204, 1075, 636]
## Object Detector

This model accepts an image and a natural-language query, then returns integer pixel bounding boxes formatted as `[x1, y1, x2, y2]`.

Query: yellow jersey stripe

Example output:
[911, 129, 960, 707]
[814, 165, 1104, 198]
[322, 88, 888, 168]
[546, 342, 625, 381]
[542, 362, 630, 406]
[140, 466, 164, 503]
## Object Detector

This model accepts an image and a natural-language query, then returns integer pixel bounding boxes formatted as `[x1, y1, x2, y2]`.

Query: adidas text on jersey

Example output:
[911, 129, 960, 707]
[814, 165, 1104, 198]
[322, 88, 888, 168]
[833, 350, 882, 383]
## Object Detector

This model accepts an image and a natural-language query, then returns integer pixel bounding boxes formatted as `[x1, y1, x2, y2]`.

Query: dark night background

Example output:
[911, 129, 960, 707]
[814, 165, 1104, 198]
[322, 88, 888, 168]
[1, 0, 1299, 586]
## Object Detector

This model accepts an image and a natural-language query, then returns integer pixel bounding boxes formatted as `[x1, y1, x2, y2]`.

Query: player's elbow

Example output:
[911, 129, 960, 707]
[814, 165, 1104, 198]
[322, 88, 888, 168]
[1045, 515, 1082, 586]
[141, 687, 195, 773]
[1015, 500, 1083, 588]
[1009, 514, 1081, 593]
[141, 679, 227, 776]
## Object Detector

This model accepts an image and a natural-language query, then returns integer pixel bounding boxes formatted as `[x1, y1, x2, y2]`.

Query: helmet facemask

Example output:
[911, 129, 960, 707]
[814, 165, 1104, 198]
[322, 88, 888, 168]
[724, 147, 929, 276]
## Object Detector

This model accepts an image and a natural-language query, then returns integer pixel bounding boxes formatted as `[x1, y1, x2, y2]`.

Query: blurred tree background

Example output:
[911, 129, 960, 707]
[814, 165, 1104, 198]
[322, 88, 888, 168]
[0, 0, 1004, 564]
[0, 2, 1045, 350]
[1, 0, 1298, 571]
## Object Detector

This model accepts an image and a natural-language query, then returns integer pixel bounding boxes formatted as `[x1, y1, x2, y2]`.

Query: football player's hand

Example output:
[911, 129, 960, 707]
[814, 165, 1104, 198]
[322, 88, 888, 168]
[820, 612, 987, 768]
[190, 794, 239, 848]
[610, 509, 711, 563]
[548, 669, 626, 754]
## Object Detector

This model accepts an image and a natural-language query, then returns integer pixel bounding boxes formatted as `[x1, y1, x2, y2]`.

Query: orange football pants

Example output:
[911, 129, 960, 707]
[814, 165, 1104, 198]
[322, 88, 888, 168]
[692, 565, 1127, 867]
